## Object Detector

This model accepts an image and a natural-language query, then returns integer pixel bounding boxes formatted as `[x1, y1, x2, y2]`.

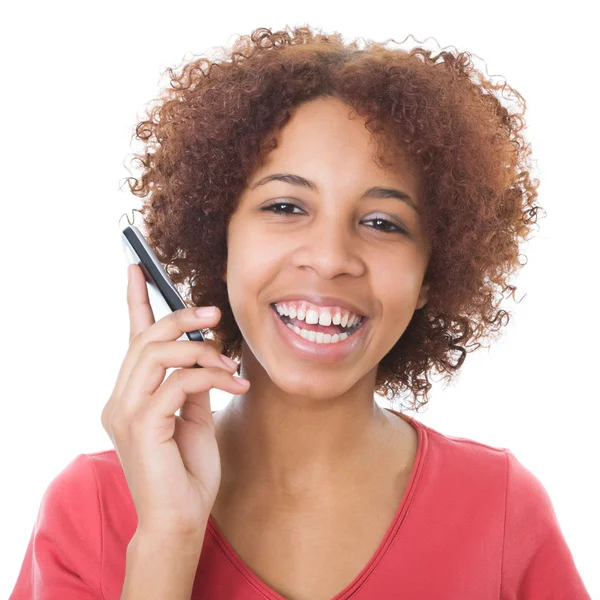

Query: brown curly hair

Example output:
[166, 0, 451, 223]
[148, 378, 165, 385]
[123, 25, 544, 412]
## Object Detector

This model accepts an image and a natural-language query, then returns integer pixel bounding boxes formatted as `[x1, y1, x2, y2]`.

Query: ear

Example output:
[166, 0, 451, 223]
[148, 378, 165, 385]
[416, 282, 429, 311]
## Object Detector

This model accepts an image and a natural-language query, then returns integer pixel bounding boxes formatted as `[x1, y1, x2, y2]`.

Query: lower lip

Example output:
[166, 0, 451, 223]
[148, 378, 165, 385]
[270, 305, 370, 362]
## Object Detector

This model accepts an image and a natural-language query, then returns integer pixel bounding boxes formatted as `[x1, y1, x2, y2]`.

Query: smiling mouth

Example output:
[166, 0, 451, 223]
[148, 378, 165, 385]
[271, 304, 366, 339]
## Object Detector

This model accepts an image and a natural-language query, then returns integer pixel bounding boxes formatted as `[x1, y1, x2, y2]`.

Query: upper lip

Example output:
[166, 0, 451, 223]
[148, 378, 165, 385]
[271, 294, 369, 318]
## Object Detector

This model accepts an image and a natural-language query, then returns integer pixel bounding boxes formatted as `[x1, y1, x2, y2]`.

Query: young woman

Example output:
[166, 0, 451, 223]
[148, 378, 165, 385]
[10, 25, 591, 600]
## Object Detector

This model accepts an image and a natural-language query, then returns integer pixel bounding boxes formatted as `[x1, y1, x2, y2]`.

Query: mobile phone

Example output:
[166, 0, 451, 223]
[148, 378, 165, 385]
[121, 225, 206, 363]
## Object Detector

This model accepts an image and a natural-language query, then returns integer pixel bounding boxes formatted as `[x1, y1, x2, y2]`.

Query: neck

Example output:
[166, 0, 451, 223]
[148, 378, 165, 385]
[213, 350, 397, 504]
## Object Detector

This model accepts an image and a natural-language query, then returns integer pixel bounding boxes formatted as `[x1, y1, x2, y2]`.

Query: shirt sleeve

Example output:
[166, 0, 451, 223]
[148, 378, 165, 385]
[500, 449, 591, 599]
[9, 454, 103, 599]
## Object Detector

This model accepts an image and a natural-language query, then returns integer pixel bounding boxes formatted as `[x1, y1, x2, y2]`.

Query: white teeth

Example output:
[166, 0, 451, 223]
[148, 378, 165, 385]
[274, 303, 360, 329]
[305, 309, 319, 325]
[318, 312, 332, 326]
[287, 323, 349, 344]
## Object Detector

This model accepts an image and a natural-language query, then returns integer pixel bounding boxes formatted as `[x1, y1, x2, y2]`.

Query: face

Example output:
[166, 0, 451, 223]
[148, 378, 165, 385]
[225, 96, 430, 400]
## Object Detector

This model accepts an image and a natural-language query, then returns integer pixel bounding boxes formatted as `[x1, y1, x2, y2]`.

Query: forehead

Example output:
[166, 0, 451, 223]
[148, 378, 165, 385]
[248, 97, 421, 197]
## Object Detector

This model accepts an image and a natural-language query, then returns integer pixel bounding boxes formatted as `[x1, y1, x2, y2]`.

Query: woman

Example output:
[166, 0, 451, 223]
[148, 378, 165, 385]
[10, 25, 591, 599]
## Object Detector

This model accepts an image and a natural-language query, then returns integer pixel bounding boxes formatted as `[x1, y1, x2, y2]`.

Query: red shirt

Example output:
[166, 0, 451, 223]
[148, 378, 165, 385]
[10, 409, 591, 599]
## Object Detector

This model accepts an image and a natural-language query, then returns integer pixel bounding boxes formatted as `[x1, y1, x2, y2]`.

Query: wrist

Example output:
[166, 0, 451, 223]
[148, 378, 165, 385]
[130, 525, 207, 553]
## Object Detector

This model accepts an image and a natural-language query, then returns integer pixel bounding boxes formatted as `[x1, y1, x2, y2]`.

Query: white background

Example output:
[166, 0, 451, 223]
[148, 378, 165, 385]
[2, 1, 598, 597]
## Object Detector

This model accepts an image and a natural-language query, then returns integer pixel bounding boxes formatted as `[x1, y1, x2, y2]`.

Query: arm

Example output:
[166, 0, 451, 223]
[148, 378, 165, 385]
[121, 529, 206, 600]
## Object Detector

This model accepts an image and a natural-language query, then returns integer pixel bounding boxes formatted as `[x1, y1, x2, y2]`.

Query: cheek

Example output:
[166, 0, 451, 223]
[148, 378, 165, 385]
[230, 223, 284, 271]
[226, 233, 279, 306]
[374, 267, 424, 317]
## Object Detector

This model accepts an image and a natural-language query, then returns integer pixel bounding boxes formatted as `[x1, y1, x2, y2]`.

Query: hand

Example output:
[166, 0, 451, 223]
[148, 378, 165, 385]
[101, 264, 249, 540]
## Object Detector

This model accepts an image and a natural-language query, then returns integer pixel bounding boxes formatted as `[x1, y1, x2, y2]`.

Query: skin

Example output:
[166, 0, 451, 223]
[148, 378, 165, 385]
[213, 95, 431, 509]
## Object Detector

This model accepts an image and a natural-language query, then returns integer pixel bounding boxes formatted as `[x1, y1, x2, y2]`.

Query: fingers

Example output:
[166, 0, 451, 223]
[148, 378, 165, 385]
[109, 367, 249, 440]
[116, 288, 228, 402]
[127, 339, 238, 398]
[134, 305, 223, 348]
[103, 336, 238, 432]
[127, 264, 155, 343]
[126, 259, 224, 351]
[154, 367, 249, 426]
[108, 262, 243, 435]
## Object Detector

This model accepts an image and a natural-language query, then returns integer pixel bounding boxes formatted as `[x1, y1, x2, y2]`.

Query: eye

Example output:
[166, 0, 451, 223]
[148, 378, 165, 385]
[261, 201, 303, 215]
[260, 201, 408, 235]
[363, 216, 407, 235]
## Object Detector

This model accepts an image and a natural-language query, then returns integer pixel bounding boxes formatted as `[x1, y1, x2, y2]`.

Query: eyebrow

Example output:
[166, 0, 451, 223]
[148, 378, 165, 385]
[250, 172, 420, 214]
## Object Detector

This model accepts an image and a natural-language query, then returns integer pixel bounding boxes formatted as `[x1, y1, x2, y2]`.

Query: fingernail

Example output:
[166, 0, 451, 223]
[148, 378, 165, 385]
[196, 307, 217, 317]
[221, 355, 238, 370]
[233, 375, 250, 385]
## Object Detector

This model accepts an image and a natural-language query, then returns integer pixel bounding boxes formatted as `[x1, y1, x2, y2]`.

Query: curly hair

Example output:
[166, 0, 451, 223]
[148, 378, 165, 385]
[123, 24, 544, 412]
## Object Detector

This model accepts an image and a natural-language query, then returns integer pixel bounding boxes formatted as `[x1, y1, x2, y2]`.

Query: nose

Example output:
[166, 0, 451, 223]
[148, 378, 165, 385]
[292, 214, 365, 279]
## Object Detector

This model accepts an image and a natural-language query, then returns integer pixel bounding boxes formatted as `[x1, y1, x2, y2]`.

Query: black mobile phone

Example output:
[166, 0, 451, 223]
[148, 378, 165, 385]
[121, 225, 206, 367]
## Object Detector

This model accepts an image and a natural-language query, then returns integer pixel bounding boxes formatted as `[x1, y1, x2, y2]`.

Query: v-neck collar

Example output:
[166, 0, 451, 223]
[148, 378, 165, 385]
[206, 408, 428, 599]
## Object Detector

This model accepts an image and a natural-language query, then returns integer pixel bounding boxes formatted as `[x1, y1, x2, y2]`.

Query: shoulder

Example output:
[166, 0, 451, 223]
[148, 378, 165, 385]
[47, 450, 130, 498]
[421, 423, 555, 514]
[40, 453, 100, 515]
[46, 450, 138, 558]
[407, 415, 564, 526]
[390, 414, 512, 534]
[424, 420, 509, 455]
[82, 449, 137, 519]
[416, 419, 571, 548]
[42, 449, 136, 532]
[20, 454, 106, 584]
[408, 418, 590, 597]
[408, 415, 510, 480]
[83, 448, 131, 487]
[37, 450, 131, 525]
[502, 448, 562, 539]
[10, 451, 135, 598]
